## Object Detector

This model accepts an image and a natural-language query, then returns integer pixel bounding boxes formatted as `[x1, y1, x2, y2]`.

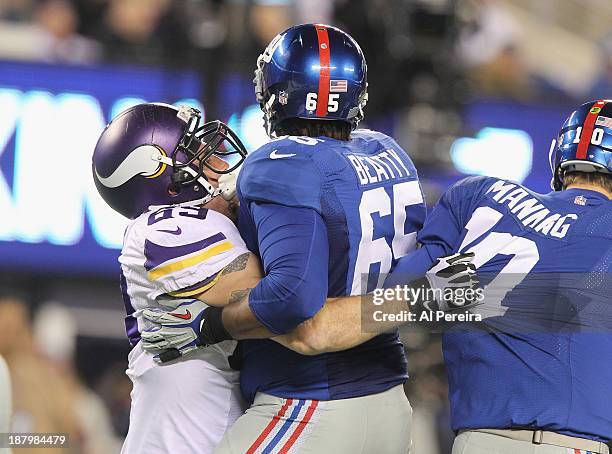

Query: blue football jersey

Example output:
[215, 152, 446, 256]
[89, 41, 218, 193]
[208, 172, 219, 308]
[236, 130, 427, 402]
[411, 176, 612, 441]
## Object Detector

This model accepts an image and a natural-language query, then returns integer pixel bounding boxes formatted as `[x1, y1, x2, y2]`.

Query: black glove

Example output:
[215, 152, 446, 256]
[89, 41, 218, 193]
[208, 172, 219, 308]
[410, 252, 481, 314]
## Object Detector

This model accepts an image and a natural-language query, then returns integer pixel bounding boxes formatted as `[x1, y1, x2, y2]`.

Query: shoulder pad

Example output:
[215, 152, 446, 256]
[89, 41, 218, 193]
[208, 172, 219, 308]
[238, 139, 322, 211]
[351, 129, 392, 142]
[452, 175, 496, 192]
[124, 205, 247, 296]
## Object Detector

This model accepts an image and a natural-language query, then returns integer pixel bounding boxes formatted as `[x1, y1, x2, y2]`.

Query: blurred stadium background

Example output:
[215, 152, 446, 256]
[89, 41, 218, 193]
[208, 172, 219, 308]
[0, 0, 610, 452]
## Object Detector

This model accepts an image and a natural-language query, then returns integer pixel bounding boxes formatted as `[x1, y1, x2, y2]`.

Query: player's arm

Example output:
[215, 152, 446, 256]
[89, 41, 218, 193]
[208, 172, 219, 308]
[275, 249, 476, 355]
[138, 248, 270, 360]
[189, 251, 263, 309]
[140, 202, 330, 359]
[190, 249, 275, 338]
[135, 206, 271, 356]
[270, 249, 432, 355]
[272, 294, 372, 356]
[275, 179, 480, 355]
[213, 145, 330, 339]
[220, 201, 329, 339]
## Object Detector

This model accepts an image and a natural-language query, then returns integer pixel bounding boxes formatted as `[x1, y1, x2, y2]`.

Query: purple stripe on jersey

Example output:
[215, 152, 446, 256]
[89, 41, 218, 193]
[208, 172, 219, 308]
[143, 232, 227, 271]
[125, 317, 140, 347]
[120, 270, 140, 346]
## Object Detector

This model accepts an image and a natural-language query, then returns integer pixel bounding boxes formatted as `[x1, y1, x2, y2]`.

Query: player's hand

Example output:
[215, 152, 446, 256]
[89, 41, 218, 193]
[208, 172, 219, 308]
[140, 299, 208, 364]
[423, 252, 480, 312]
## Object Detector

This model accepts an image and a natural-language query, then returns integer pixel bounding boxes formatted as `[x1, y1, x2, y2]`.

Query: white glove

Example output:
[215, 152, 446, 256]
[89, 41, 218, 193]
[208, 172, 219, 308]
[140, 299, 209, 363]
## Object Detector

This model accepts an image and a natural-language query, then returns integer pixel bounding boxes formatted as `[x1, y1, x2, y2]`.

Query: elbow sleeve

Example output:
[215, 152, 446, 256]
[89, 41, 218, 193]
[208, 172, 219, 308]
[247, 203, 329, 334]
[384, 246, 439, 289]
[249, 271, 326, 334]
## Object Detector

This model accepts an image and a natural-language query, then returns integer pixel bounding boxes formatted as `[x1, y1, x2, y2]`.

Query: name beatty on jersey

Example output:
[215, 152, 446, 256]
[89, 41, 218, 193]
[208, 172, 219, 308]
[486, 180, 578, 239]
[346, 149, 412, 185]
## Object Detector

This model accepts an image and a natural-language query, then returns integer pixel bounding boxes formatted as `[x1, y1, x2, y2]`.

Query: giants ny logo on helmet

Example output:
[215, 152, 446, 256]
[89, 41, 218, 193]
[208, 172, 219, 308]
[254, 24, 369, 136]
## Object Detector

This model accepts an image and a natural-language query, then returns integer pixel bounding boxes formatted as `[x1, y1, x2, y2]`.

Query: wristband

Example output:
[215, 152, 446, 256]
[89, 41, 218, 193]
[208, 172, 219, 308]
[200, 307, 233, 345]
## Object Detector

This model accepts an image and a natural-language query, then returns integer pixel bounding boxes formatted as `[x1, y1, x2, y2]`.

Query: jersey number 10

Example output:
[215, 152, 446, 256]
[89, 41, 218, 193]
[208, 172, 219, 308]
[459, 206, 540, 317]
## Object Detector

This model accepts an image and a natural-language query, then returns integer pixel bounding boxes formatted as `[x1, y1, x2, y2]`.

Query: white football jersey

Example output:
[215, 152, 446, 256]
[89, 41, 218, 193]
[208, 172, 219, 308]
[0, 355, 10, 436]
[119, 204, 249, 351]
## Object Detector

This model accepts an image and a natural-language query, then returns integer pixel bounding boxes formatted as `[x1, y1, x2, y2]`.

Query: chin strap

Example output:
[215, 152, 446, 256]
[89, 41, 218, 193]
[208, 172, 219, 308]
[217, 171, 238, 200]
[549, 138, 558, 190]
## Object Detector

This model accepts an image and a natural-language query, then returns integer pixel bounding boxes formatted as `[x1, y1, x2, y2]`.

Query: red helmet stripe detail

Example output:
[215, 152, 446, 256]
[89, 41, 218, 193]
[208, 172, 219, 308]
[315, 24, 331, 117]
[576, 99, 609, 159]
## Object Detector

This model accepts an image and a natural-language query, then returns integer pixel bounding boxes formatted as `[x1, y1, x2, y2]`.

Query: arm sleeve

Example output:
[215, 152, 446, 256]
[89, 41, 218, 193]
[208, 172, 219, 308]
[384, 176, 486, 288]
[247, 202, 329, 334]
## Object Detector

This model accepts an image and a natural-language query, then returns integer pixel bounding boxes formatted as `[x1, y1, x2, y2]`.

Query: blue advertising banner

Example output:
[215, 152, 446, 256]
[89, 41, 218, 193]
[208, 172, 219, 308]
[0, 59, 576, 277]
[462, 101, 569, 194]
[0, 60, 203, 275]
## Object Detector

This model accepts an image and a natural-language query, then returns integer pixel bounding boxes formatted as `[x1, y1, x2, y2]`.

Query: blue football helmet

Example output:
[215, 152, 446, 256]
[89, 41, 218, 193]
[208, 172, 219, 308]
[550, 99, 612, 190]
[254, 23, 368, 136]
[92, 103, 247, 219]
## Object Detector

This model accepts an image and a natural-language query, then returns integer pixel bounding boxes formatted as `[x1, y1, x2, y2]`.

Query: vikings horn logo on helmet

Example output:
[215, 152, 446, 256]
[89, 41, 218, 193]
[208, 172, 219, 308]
[91, 103, 248, 219]
[95, 145, 167, 188]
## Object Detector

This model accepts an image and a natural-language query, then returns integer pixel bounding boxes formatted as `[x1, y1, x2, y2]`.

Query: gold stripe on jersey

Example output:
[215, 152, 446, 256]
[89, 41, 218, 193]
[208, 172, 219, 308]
[148, 241, 234, 281]
[167, 271, 223, 297]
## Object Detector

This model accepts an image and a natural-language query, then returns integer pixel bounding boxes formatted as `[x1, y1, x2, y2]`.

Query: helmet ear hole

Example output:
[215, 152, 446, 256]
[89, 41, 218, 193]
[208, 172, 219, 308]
[171, 169, 191, 184]
[167, 182, 182, 196]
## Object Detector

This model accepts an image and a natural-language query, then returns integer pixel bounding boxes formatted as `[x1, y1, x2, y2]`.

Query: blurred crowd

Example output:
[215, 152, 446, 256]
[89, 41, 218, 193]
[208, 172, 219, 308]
[0, 0, 609, 104]
[0, 291, 126, 453]
[0, 0, 328, 66]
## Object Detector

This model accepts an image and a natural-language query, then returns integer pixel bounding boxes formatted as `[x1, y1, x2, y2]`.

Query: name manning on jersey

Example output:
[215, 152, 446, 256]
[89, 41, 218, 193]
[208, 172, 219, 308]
[487, 180, 578, 239]
[346, 149, 412, 186]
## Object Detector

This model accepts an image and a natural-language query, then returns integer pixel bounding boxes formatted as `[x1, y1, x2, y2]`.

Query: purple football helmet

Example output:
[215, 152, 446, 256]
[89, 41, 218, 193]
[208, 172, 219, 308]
[92, 103, 247, 219]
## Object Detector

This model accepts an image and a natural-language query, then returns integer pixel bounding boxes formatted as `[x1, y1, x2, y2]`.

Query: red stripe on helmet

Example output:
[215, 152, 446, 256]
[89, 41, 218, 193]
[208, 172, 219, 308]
[315, 24, 331, 117]
[577, 99, 609, 159]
